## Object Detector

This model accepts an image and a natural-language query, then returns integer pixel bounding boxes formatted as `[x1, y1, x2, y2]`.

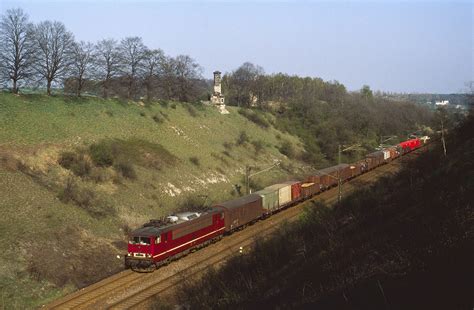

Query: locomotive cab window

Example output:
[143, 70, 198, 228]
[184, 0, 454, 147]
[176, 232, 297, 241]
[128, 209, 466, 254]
[129, 237, 151, 245]
[155, 236, 161, 244]
[140, 237, 151, 245]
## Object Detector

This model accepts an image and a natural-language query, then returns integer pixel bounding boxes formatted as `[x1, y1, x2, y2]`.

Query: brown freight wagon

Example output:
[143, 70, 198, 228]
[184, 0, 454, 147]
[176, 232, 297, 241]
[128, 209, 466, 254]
[306, 175, 321, 190]
[316, 164, 351, 189]
[366, 151, 385, 169]
[213, 194, 263, 233]
[301, 182, 319, 199]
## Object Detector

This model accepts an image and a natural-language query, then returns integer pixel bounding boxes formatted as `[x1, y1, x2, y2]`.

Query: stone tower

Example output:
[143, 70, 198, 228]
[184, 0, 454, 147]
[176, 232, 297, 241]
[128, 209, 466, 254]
[213, 71, 222, 95]
[209, 70, 228, 114]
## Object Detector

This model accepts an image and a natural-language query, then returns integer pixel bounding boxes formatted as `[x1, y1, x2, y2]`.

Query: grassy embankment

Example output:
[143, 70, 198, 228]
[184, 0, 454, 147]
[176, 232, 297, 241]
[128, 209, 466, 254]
[175, 113, 473, 309]
[0, 93, 308, 309]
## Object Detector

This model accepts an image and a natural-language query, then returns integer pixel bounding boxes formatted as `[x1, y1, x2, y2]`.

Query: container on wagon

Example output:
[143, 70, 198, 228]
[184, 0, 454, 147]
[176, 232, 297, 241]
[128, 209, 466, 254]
[254, 188, 279, 213]
[264, 183, 292, 208]
[282, 180, 302, 202]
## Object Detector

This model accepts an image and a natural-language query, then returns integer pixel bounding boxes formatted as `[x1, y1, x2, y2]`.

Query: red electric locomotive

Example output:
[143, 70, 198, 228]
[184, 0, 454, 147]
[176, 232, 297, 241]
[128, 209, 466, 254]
[399, 138, 421, 153]
[125, 210, 225, 271]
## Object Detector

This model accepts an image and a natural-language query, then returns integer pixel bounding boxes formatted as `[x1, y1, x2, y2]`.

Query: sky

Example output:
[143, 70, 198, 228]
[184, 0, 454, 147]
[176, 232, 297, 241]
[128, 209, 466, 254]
[0, 0, 472, 93]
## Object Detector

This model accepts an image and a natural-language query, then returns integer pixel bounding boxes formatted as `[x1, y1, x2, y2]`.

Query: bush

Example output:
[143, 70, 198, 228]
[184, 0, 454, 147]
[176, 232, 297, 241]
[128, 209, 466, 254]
[152, 114, 164, 124]
[58, 178, 115, 217]
[251, 140, 265, 154]
[114, 161, 137, 179]
[184, 103, 198, 117]
[159, 100, 169, 108]
[279, 140, 295, 158]
[223, 141, 233, 150]
[89, 143, 114, 167]
[236, 131, 250, 146]
[139, 111, 146, 117]
[189, 156, 200, 166]
[170, 103, 177, 109]
[58, 178, 95, 208]
[238, 108, 270, 129]
[58, 151, 92, 177]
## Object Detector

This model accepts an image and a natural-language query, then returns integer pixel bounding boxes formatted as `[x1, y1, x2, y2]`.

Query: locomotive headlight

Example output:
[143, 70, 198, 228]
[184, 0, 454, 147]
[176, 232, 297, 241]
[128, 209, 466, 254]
[127, 253, 131, 256]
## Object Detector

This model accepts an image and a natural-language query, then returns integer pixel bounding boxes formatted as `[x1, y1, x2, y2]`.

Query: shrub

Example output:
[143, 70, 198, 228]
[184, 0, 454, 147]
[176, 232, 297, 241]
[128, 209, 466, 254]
[251, 140, 265, 154]
[170, 103, 177, 109]
[139, 111, 146, 117]
[222, 150, 232, 158]
[189, 156, 200, 166]
[184, 104, 198, 117]
[58, 151, 92, 177]
[105, 110, 113, 117]
[279, 140, 295, 158]
[114, 161, 137, 179]
[236, 131, 250, 146]
[89, 167, 111, 183]
[58, 178, 94, 207]
[238, 108, 270, 129]
[159, 100, 169, 108]
[177, 195, 209, 213]
[152, 114, 164, 124]
[223, 141, 233, 150]
[89, 142, 114, 167]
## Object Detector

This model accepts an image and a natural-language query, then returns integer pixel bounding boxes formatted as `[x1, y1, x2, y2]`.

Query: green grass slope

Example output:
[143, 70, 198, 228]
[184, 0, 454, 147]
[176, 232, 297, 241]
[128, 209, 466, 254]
[0, 93, 311, 309]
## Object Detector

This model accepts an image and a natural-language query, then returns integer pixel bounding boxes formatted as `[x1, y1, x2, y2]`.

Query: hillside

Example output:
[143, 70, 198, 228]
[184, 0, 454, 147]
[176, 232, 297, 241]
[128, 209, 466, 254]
[0, 93, 309, 309]
[176, 113, 473, 309]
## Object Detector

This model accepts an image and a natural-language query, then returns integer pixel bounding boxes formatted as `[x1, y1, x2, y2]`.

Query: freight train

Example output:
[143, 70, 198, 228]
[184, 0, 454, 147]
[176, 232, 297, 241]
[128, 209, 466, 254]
[125, 137, 426, 271]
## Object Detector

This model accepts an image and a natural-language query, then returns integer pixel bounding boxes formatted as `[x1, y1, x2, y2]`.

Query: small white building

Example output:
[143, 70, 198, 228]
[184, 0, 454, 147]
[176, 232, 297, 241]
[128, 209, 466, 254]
[435, 100, 449, 106]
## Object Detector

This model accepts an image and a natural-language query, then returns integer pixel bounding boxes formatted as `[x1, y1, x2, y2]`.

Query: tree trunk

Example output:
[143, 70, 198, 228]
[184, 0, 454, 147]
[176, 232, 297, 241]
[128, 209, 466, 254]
[77, 78, 83, 97]
[12, 79, 18, 94]
[47, 80, 52, 96]
[103, 79, 109, 99]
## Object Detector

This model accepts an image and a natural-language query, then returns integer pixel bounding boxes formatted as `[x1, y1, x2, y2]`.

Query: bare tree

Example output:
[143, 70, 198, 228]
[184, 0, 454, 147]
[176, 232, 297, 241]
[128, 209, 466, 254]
[95, 38, 120, 98]
[69, 41, 94, 96]
[31, 20, 74, 95]
[0, 8, 35, 93]
[143, 48, 164, 102]
[227, 62, 264, 107]
[174, 54, 202, 102]
[160, 55, 177, 100]
[118, 36, 146, 100]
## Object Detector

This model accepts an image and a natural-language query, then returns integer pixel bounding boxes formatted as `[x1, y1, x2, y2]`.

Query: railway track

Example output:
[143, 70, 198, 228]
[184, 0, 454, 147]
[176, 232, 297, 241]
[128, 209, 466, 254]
[45, 148, 424, 309]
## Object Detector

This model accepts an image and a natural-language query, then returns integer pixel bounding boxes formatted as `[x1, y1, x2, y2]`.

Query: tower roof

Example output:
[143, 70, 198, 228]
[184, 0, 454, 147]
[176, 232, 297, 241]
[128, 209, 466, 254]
[213, 71, 221, 75]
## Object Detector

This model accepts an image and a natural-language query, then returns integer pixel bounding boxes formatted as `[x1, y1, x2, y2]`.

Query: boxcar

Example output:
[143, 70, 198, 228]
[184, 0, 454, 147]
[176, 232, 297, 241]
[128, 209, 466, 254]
[301, 182, 319, 199]
[254, 188, 279, 214]
[316, 164, 351, 189]
[282, 181, 302, 203]
[265, 183, 292, 209]
[213, 194, 263, 233]
[366, 151, 384, 169]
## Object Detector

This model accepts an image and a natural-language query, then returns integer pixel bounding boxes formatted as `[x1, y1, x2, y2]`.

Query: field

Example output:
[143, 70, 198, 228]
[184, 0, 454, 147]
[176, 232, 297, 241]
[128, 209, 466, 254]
[0, 93, 310, 309]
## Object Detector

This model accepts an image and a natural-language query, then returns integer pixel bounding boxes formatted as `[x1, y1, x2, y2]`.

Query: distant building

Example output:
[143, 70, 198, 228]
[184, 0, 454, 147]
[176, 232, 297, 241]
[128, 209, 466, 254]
[209, 71, 229, 114]
[435, 100, 449, 106]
